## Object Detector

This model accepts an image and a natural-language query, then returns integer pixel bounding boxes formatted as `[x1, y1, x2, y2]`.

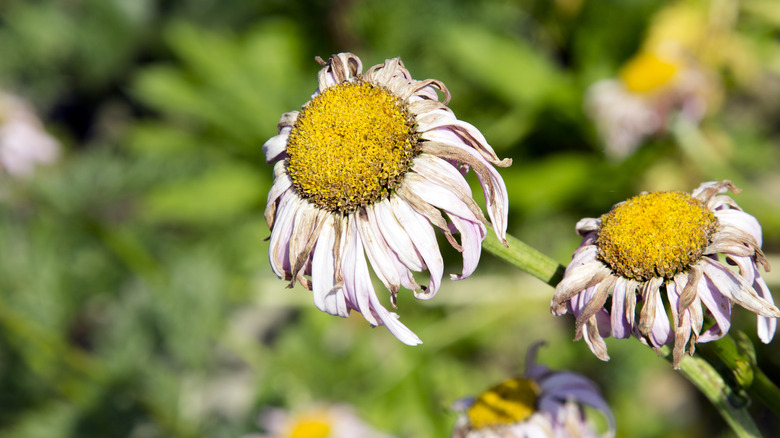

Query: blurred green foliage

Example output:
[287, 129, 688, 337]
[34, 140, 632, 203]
[1, 0, 779, 437]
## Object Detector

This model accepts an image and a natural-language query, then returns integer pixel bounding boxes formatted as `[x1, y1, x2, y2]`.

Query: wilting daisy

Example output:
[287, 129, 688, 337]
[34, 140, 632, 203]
[452, 342, 614, 438]
[584, 47, 718, 159]
[552, 181, 779, 368]
[248, 404, 394, 438]
[263, 53, 510, 344]
[0, 92, 60, 178]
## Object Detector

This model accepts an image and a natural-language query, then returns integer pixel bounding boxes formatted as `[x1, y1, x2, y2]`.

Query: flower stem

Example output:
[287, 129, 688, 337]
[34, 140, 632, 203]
[482, 228, 566, 287]
[700, 332, 780, 418]
[661, 346, 764, 438]
[483, 230, 765, 436]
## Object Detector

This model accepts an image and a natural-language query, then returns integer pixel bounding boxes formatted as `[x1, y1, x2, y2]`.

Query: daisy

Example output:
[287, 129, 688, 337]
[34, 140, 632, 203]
[451, 342, 614, 438]
[263, 53, 510, 345]
[552, 181, 779, 368]
[248, 403, 395, 438]
[584, 47, 717, 159]
[0, 92, 60, 178]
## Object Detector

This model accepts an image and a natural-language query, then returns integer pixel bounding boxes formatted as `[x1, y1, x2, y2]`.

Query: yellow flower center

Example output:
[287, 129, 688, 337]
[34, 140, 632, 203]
[288, 414, 332, 438]
[597, 191, 718, 281]
[619, 52, 679, 94]
[285, 80, 417, 213]
[467, 378, 539, 430]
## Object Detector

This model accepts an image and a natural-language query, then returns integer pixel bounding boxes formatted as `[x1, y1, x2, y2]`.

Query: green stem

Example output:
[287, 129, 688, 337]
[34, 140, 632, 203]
[700, 332, 780, 418]
[663, 346, 763, 438]
[482, 228, 565, 287]
[482, 231, 766, 437]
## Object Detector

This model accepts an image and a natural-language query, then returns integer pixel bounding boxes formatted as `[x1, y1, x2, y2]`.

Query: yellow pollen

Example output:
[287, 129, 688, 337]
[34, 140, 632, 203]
[597, 191, 718, 281]
[285, 80, 417, 213]
[619, 52, 679, 94]
[288, 414, 332, 438]
[467, 378, 539, 430]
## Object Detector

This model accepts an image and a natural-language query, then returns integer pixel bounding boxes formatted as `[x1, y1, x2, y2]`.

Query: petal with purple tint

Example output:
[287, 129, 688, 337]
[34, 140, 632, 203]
[447, 215, 486, 280]
[372, 198, 424, 272]
[356, 208, 401, 294]
[311, 215, 349, 317]
[268, 194, 299, 279]
[262, 126, 291, 163]
[697, 273, 732, 343]
[389, 196, 444, 299]
[611, 278, 631, 339]
[754, 275, 777, 343]
[701, 258, 779, 318]
[715, 209, 763, 247]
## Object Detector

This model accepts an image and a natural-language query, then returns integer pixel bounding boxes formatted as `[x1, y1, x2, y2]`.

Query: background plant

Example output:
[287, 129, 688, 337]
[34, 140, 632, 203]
[0, 0, 779, 437]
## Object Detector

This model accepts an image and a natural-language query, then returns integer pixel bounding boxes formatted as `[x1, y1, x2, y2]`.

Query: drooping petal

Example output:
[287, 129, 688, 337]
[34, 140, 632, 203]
[356, 207, 401, 296]
[697, 273, 732, 343]
[267, 194, 300, 279]
[447, 215, 486, 280]
[611, 278, 631, 339]
[754, 275, 777, 343]
[715, 209, 763, 247]
[701, 257, 779, 318]
[265, 161, 293, 228]
[346, 218, 422, 345]
[372, 198, 425, 272]
[311, 215, 349, 317]
[551, 263, 611, 315]
[262, 126, 292, 163]
[389, 196, 444, 299]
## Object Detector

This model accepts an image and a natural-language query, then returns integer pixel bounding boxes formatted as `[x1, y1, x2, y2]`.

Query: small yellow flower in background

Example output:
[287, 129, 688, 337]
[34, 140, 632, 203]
[0, 92, 60, 178]
[583, 0, 742, 159]
[552, 181, 779, 369]
[263, 53, 511, 345]
[247, 404, 395, 438]
[584, 47, 718, 159]
[452, 342, 614, 438]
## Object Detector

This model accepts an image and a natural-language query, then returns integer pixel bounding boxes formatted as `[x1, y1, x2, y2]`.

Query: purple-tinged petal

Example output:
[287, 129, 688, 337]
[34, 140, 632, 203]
[262, 126, 291, 163]
[575, 218, 600, 235]
[611, 278, 631, 339]
[404, 172, 485, 226]
[340, 219, 378, 326]
[552, 264, 611, 316]
[267, 194, 299, 279]
[447, 215, 486, 280]
[701, 258, 780, 318]
[715, 209, 763, 247]
[648, 290, 672, 347]
[356, 207, 401, 295]
[311, 215, 349, 317]
[389, 196, 444, 299]
[754, 275, 777, 343]
[372, 198, 424, 272]
[697, 274, 732, 343]
[265, 161, 293, 228]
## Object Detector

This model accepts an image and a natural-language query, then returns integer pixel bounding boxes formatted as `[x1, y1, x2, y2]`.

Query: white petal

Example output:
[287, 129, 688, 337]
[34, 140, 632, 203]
[356, 207, 401, 293]
[261, 127, 290, 163]
[311, 215, 349, 317]
[389, 196, 444, 298]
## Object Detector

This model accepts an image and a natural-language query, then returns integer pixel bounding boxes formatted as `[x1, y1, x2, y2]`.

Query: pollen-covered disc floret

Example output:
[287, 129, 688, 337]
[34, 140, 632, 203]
[597, 191, 718, 281]
[286, 81, 417, 213]
[467, 378, 539, 430]
[552, 181, 780, 369]
[262, 53, 511, 346]
[452, 342, 614, 438]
